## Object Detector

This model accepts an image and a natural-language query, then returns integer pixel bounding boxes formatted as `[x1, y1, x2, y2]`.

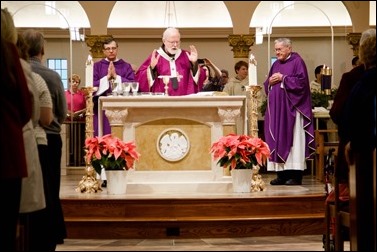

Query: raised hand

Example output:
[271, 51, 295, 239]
[150, 49, 160, 69]
[186, 45, 198, 63]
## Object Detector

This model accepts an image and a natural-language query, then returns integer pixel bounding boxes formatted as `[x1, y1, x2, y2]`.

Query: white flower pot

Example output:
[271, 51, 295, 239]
[106, 170, 128, 195]
[231, 169, 252, 193]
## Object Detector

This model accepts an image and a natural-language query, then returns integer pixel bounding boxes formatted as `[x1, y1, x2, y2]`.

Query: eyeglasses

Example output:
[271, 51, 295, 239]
[166, 40, 180, 45]
[104, 47, 117, 51]
[274, 47, 288, 52]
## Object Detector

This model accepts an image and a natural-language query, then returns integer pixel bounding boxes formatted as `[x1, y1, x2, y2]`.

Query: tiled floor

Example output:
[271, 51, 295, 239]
[56, 235, 349, 251]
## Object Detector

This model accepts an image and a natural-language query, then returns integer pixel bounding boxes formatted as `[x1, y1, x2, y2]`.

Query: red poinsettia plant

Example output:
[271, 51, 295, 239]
[210, 134, 270, 170]
[84, 134, 141, 175]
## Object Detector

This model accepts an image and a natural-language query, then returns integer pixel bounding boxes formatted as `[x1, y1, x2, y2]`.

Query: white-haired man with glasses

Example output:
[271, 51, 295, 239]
[136, 27, 205, 95]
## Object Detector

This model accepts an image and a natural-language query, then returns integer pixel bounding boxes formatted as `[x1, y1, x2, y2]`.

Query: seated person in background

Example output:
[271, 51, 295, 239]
[65, 74, 86, 121]
[310, 64, 323, 93]
[218, 69, 229, 91]
[199, 58, 222, 92]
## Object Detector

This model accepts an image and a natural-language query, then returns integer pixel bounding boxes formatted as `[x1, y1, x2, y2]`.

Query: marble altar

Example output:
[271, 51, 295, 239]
[98, 95, 247, 187]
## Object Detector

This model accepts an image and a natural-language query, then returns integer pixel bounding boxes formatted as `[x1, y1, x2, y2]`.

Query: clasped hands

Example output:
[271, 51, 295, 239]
[269, 72, 283, 86]
[107, 61, 117, 80]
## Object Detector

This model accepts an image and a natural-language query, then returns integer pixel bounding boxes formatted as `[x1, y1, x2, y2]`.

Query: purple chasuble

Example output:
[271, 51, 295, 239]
[93, 59, 135, 136]
[136, 48, 204, 95]
[263, 52, 315, 163]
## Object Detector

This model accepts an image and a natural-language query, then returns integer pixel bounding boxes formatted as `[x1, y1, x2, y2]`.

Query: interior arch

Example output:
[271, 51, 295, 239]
[1, 1, 358, 29]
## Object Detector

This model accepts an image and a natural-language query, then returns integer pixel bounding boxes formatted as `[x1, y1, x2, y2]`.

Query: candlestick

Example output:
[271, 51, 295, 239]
[248, 53, 257, 86]
[76, 86, 101, 193]
[85, 55, 93, 87]
[245, 85, 265, 191]
[320, 65, 332, 95]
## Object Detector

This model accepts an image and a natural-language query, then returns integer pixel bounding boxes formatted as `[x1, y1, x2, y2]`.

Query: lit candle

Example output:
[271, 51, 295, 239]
[248, 53, 257, 86]
[85, 55, 93, 87]
[320, 65, 332, 91]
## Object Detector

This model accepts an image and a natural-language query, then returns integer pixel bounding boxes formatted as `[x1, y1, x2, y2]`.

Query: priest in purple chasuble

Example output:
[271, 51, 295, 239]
[263, 37, 315, 186]
[136, 27, 205, 95]
[92, 39, 135, 137]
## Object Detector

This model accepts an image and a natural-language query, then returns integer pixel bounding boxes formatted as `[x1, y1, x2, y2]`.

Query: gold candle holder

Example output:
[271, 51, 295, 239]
[245, 85, 266, 192]
[245, 85, 261, 138]
[76, 87, 102, 193]
[321, 66, 332, 95]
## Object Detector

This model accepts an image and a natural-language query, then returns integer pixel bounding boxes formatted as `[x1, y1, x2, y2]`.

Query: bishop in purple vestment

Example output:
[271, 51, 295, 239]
[264, 38, 315, 186]
[136, 27, 205, 95]
[93, 39, 135, 137]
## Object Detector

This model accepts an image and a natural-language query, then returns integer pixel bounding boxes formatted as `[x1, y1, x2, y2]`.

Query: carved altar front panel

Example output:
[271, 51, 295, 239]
[98, 96, 246, 179]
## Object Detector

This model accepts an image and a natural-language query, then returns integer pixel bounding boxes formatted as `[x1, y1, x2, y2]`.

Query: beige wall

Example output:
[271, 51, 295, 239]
[39, 1, 373, 90]
[46, 34, 353, 91]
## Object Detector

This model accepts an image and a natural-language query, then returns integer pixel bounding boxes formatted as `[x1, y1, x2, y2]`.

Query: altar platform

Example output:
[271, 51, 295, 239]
[60, 172, 327, 240]
[61, 94, 327, 240]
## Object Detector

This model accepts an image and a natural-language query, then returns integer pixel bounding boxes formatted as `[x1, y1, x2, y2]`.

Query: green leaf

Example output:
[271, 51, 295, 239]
[92, 161, 102, 175]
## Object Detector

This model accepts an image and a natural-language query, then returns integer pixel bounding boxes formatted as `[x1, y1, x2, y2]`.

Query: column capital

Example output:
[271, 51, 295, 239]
[228, 34, 255, 58]
[105, 109, 129, 126]
[346, 33, 361, 56]
[217, 107, 241, 125]
[85, 35, 113, 59]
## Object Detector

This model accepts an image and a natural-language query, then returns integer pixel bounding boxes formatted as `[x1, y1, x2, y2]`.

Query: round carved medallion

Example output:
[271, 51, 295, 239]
[157, 128, 190, 162]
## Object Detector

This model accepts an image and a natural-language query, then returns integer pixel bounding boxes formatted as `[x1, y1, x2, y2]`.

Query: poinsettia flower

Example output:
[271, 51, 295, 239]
[84, 134, 141, 175]
[210, 134, 270, 170]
